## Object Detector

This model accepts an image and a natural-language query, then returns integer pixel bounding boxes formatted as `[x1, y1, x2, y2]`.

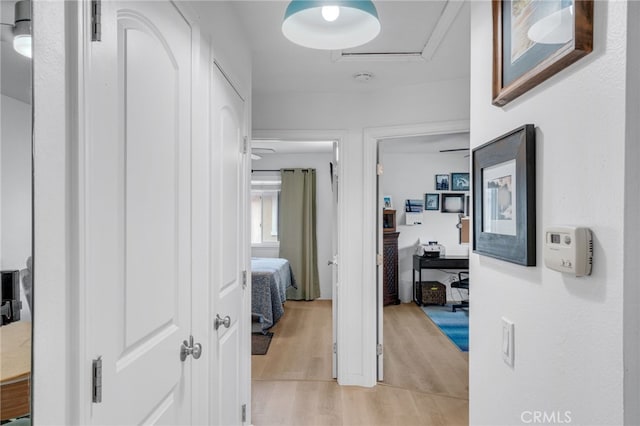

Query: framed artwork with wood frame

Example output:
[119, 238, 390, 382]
[492, 0, 593, 107]
[473, 124, 536, 266]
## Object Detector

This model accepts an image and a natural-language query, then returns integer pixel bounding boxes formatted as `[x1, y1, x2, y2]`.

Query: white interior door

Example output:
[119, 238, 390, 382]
[210, 64, 247, 426]
[86, 1, 194, 424]
[377, 142, 384, 381]
[331, 141, 339, 379]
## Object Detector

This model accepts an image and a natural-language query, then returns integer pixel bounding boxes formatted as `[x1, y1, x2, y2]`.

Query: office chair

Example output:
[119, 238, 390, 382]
[450, 271, 469, 312]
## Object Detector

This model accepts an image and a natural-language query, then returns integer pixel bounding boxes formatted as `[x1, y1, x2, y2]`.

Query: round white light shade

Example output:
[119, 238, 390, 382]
[13, 34, 31, 58]
[13, 0, 32, 58]
[282, 0, 380, 50]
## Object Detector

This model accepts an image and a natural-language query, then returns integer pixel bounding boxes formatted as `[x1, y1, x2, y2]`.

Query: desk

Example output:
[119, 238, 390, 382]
[412, 255, 469, 306]
[0, 321, 31, 420]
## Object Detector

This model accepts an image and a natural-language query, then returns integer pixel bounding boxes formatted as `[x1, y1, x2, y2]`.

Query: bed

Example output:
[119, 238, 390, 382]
[251, 257, 296, 331]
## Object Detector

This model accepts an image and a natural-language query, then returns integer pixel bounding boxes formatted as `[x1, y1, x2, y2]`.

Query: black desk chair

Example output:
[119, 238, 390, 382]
[450, 271, 469, 312]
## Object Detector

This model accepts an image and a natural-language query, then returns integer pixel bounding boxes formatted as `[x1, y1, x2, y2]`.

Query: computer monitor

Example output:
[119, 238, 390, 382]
[1, 270, 22, 325]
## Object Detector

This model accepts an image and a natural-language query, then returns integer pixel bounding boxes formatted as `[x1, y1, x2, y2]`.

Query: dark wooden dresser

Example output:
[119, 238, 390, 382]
[383, 231, 400, 305]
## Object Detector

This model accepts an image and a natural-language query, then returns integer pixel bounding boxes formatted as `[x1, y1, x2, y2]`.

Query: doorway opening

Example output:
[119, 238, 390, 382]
[248, 133, 344, 398]
[1, 0, 34, 422]
[375, 133, 470, 400]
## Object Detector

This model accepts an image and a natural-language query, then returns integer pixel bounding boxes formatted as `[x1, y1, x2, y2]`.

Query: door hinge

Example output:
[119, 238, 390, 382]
[376, 344, 383, 356]
[333, 343, 337, 354]
[91, 0, 101, 42]
[92, 356, 103, 403]
[241, 403, 247, 423]
[376, 253, 383, 266]
[242, 136, 249, 154]
[376, 163, 384, 175]
[242, 270, 247, 289]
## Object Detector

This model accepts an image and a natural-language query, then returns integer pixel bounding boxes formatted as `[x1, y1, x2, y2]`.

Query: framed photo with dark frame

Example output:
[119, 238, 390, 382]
[441, 193, 465, 214]
[472, 124, 536, 266]
[451, 172, 470, 191]
[424, 193, 440, 211]
[435, 174, 449, 191]
[492, 0, 593, 107]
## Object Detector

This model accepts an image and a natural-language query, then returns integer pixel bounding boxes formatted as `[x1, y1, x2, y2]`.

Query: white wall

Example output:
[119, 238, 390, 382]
[1, 94, 32, 321]
[251, 152, 334, 299]
[254, 78, 470, 386]
[470, 1, 634, 424]
[381, 144, 469, 303]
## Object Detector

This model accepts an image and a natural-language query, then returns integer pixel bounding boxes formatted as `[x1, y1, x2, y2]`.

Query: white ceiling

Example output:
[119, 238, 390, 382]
[0, 1, 471, 105]
[231, 0, 470, 94]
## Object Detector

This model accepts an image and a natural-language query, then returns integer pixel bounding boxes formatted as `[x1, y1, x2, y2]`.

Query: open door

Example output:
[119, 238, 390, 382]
[331, 141, 339, 379]
[376, 141, 384, 381]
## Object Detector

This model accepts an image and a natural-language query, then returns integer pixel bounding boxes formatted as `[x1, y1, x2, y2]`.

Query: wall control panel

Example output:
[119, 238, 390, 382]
[543, 226, 593, 277]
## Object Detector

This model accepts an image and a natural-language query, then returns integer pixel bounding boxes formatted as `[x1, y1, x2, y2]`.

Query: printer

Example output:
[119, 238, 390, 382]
[416, 242, 445, 258]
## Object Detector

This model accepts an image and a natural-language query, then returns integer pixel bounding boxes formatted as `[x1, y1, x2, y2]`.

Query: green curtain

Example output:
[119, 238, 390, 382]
[279, 168, 320, 301]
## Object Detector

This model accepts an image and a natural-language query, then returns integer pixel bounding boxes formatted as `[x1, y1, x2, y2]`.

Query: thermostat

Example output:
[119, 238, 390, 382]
[543, 226, 593, 277]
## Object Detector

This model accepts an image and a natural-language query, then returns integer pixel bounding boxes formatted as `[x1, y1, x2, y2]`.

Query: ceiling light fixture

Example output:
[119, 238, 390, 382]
[1, 1, 32, 58]
[353, 71, 373, 82]
[282, 0, 380, 50]
[251, 147, 276, 161]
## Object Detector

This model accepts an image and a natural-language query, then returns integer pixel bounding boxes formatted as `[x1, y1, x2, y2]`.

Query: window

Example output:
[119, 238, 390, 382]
[251, 178, 281, 245]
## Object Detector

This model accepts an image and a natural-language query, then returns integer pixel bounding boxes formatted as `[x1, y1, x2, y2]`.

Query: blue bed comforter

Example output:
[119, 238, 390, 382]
[251, 257, 297, 331]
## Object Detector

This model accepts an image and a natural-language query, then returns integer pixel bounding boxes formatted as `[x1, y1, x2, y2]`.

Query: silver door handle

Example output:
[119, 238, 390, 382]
[214, 314, 231, 330]
[328, 260, 335, 265]
[180, 335, 202, 361]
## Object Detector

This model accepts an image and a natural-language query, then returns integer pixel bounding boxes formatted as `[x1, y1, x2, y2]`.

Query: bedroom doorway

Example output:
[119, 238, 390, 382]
[370, 128, 470, 410]
[248, 133, 344, 390]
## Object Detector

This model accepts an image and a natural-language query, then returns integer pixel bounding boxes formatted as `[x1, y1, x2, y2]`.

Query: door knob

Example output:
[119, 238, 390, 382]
[214, 314, 231, 330]
[180, 335, 202, 361]
[327, 260, 334, 265]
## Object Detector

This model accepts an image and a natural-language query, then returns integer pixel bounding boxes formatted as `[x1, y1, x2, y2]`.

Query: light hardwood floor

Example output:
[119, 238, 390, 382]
[252, 300, 469, 426]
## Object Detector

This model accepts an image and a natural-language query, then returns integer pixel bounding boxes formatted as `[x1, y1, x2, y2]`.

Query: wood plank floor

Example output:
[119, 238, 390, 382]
[252, 300, 468, 426]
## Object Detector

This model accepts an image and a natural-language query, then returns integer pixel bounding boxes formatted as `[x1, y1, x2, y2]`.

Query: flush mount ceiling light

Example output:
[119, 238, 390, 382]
[251, 147, 276, 160]
[353, 71, 373, 82]
[282, 0, 380, 50]
[1, 0, 31, 58]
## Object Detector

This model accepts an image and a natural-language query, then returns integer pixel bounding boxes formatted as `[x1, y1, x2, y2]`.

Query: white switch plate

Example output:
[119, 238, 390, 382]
[502, 317, 514, 367]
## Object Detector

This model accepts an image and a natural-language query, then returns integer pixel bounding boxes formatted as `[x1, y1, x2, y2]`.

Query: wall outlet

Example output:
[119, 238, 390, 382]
[501, 317, 514, 367]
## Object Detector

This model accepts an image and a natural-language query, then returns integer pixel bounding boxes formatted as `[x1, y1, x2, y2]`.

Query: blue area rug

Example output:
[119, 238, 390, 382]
[421, 304, 469, 352]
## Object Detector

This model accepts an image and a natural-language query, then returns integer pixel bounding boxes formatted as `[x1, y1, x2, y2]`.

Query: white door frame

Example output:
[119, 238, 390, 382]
[362, 120, 469, 382]
[251, 129, 347, 381]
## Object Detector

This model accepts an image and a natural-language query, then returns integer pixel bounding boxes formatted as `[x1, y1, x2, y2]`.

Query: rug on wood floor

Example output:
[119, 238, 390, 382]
[421, 305, 469, 352]
[252, 332, 274, 355]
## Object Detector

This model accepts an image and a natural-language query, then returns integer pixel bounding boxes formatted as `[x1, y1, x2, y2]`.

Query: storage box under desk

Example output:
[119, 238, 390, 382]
[419, 281, 446, 305]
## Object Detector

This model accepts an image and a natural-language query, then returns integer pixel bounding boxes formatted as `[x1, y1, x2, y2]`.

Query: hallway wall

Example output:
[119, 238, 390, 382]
[469, 1, 637, 424]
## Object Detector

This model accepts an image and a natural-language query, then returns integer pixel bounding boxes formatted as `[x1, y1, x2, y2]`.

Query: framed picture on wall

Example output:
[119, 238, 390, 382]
[492, 0, 593, 106]
[451, 172, 470, 191]
[383, 195, 393, 209]
[435, 174, 449, 191]
[441, 193, 465, 213]
[424, 193, 440, 211]
[472, 124, 536, 266]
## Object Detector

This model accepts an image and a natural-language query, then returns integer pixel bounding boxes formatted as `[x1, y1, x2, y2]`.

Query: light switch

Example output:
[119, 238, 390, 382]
[502, 317, 514, 367]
